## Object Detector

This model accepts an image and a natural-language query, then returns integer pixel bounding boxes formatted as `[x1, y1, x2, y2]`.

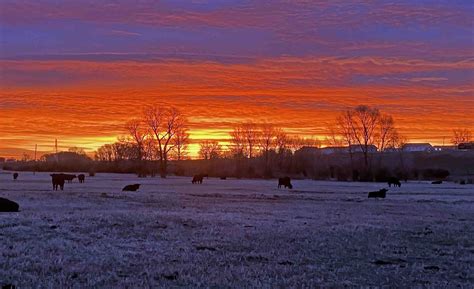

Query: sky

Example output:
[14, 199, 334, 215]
[0, 0, 473, 158]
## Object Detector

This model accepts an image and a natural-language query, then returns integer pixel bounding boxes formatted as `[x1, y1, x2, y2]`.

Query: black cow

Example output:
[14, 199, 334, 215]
[387, 177, 401, 187]
[122, 184, 140, 191]
[432, 180, 442, 185]
[0, 197, 19, 212]
[278, 177, 293, 189]
[78, 174, 85, 183]
[368, 188, 388, 199]
[50, 174, 66, 191]
[192, 175, 204, 184]
[220, 176, 227, 180]
[13, 173, 18, 180]
[63, 174, 76, 183]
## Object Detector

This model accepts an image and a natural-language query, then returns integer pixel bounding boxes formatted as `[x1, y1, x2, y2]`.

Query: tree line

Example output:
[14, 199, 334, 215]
[91, 104, 471, 179]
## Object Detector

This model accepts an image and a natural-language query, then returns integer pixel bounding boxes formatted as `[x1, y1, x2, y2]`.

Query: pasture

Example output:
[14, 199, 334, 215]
[1, 172, 473, 287]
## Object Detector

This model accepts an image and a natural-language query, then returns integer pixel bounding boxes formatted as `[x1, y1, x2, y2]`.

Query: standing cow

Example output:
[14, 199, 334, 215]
[387, 177, 401, 187]
[63, 174, 77, 183]
[78, 174, 85, 183]
[278, 177, 293, 189]
[50, 174, 66, 191]
[192, 175, 204, 184]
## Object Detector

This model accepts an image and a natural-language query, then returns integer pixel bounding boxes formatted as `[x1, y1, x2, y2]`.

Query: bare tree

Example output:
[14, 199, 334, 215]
[325, 125, 344, 147]
[274, 128, 289, 154]
[125, 119, 147, 161]
[259, 123, 276, 158]
[143, 138, 158, 161]
[452, 129, 472, 145]
[342, 105, 380, 167]
[171, 127, 190, 160]
[95, 144, 114, 161]
[241, 122, 259, 158]
[68, 147, 86, 155]
[377, 114, 398, 152]
[198, 140, 222, 160]
[230, 125, 246, 158]
[144, 105, 186, 177]
[336, 112, 357, 170]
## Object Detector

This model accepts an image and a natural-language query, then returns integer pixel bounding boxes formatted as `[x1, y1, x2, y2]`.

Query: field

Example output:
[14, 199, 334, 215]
[1, 171, 473, 288]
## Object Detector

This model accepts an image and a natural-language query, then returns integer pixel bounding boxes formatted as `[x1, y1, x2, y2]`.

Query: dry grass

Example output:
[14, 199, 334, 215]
[1, 172, 473, 288]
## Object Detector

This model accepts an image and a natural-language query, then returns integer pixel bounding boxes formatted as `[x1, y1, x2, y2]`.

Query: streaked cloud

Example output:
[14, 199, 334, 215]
[0, 0, 473, 157]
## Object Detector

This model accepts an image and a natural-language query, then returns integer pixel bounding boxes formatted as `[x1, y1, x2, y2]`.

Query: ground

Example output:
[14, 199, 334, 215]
[1, 171, 473, 288]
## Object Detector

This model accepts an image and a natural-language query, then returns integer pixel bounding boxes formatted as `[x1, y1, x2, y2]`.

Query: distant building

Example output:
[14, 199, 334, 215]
[402, 143, 434, 152]
[433, 145, 457, 152]
[349, 144, 378, 153]
[320, 146, 348, 155]
[458, 142, 474, 150]
[295, 146, 320, 157]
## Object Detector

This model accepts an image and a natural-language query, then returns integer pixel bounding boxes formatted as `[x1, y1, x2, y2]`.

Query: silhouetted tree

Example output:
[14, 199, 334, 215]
[125, 119, 147, 161]
[171, 127, 190, 160]
[377, 114, 398, 152]
[198, 140, 222, 160]
[340, 105, 380, 168]
[242, 122, 259, 158]
[144, 105, 186, 177]
[230, 125, 246, 158]
[68, 147, 86, 156]
[452, 128, 472, 145]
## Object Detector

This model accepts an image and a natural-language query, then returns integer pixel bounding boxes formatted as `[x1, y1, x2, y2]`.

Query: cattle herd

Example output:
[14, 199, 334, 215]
[2, 171, 450, 213]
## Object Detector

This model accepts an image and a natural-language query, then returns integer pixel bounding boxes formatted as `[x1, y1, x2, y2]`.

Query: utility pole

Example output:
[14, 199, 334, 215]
[34, 144, 37, 175]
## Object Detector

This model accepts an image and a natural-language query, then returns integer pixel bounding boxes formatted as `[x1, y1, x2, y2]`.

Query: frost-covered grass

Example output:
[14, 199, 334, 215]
[1, 172, 473, 288]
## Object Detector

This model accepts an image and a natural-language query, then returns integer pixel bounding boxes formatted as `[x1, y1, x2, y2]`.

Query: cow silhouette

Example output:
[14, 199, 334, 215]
[192, 175, 204, 184]
[387, 177, 401, 187]
[432, 180, 442, 185]
[0, 197, 19, 212]
[278, 177, 293, 189]
[50, 174, 66, 191]
[368, 188, 388, 198]
[63, 174, 76, 183]
[13, 173, 18, 180]
[78, 174, 85, 183]
[122, 184, 140, 191]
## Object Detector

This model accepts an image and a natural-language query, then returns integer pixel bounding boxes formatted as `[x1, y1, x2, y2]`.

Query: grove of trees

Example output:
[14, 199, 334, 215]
[88, 104, 472, 181]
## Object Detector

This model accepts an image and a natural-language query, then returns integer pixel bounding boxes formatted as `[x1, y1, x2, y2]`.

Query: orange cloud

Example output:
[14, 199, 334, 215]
[1, 56, 473, 158]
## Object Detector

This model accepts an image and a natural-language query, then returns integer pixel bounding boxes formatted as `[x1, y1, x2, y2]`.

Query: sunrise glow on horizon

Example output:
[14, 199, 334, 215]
[1, 0, 473, 158]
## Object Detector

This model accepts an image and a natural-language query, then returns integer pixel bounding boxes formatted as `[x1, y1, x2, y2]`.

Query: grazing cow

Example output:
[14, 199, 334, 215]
[13, 173, 18, 180]
[192, 175, 204, 184]
[78, 174, 85, 183]
[368, 188, 388, 199]
[387, 177, 401, 188]
[432, 180, 442, 185]
[63, 174, 76, 183]
[278, 177, 293, 189]
[122, 184, 140, 191]
[50, 174, 66, 191]
[0, 197, 19, 212]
